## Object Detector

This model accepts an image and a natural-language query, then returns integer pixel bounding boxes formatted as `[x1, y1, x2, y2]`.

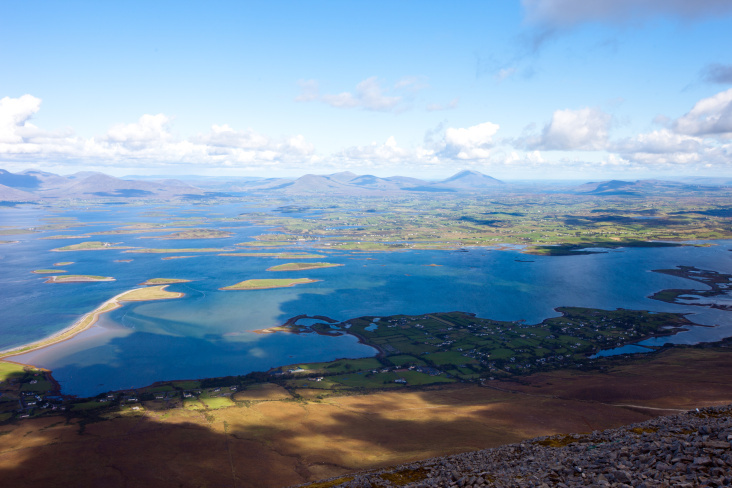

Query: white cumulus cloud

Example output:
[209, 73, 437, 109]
[528, 107, 611, 150]
[613, 129, 703, 154]
[337, 136, 409, 162]
[0, 94, 42, 144]
[0, 94, 316, 170]
[672, 88, 732, 138]
[443, 122, 500, 159]
[104, 114, 173, 149]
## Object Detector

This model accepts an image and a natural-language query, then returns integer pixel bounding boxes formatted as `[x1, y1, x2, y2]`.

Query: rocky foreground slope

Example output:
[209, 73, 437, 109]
[297, 404, 732, 488]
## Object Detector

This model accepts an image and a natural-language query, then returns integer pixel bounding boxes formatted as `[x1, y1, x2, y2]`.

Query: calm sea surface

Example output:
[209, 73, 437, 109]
[2, 203, 731, 396]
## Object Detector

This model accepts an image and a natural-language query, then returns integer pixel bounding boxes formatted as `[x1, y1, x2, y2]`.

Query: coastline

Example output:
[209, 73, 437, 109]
[1, 302, 719, 402]
[252, 314, 340, 335]
[0, 285, 184, 362]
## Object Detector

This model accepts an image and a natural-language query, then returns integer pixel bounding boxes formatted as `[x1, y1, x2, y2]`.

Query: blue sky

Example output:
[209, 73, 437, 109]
[1, 0, 732, 179]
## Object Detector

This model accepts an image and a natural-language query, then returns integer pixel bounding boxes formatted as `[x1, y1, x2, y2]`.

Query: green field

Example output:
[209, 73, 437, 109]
[20, 377, 54, 392]
[285, 357, 384, 374]
[171, 380, 201, 390]
[71, 400, 108, 411]
[304, 307, 692, 381]
[0, 361, 27, 382]
[227, 191, 732, 253]
[198, 396, 235, 409]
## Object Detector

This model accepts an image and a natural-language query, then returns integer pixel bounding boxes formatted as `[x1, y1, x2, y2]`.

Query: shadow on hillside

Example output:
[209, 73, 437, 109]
[5, 347, 732, 488]
[0, 382, 660, 488]
[0, 413, 304, 488]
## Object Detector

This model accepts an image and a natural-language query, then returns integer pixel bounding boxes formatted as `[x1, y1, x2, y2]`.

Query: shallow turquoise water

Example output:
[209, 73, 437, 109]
[2, 203, 731, 396]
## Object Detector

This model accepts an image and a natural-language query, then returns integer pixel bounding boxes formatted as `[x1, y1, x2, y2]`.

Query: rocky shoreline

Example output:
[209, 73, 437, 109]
[297, 404, 732, 488]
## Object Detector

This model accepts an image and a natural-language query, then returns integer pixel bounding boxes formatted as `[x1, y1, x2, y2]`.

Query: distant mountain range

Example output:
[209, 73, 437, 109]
[574, 179, 725, 196]
[0, 169, 506, 200]
[0, 169, 204, 201]
[238, 169, 505, 194]
[1, 168, 728, 201]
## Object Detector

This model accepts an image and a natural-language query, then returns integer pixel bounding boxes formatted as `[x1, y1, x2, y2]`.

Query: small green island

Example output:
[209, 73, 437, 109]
[236, 241, 293, 247]
[52, 241, 130, 252]
[161, 255, 197, 260]
[54, 261, 74, 266]
[0, 228, 37, 236]
[219, 252, 326, 259]
[142, 229, 234, 239]
[44, 275, 115, 283]
[267, 262, 343, 272]
[41, 234, 92, 240]
[220, 278, 319, 290]
[90, 226, 191, 235]
[139, 278, 192, 285]
[33, 269, 65, 274]
[117, 285, 184, 301]
[125, 247, 228, 253]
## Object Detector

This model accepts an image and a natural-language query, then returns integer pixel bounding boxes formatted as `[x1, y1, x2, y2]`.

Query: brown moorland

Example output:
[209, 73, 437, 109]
[496, 346, 732, 411]
[1, 346, 731, 487]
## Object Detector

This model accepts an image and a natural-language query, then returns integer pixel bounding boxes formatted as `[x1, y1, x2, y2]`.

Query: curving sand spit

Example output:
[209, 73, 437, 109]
[0, 285, 183, 360]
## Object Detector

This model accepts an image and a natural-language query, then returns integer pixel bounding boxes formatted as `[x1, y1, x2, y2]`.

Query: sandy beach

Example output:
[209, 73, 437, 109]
[0, 285, 183, 361]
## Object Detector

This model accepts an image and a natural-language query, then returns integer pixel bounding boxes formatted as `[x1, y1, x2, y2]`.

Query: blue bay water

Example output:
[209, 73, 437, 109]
[1, 203, 731, 396]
